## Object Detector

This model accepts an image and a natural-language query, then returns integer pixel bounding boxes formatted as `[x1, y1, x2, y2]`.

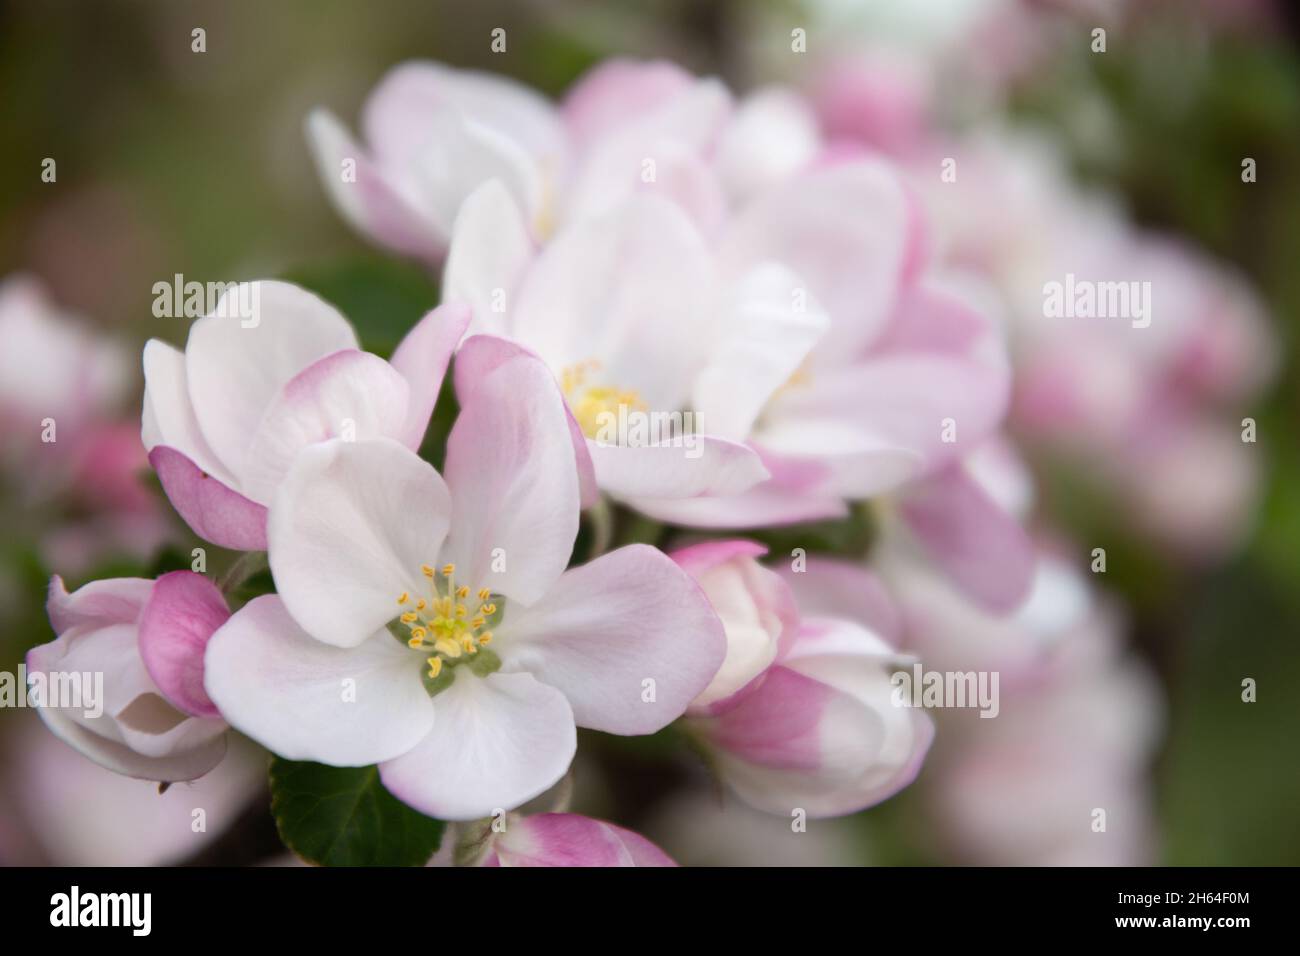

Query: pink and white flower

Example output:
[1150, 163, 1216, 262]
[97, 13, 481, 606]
[443, 187, 770, 506]
[141, 279, 469, 551]
[678, 544, 933, 817]
[28, 571, 233, 782]
[307, 59, 730, 263]
[204, 338, 726, 820]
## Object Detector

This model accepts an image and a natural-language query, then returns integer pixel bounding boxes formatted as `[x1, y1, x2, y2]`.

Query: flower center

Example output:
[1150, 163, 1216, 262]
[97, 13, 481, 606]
[395, 564, 499, 680]
[561, 359, 647, 439]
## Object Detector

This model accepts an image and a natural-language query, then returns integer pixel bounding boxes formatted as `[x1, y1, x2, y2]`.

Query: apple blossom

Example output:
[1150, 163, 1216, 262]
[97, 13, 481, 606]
[443, 186, 770, 505]
[28, 571, 233, 782]
[679, 545, 933, 817]
[141, 279, 469, 551]
[307, 58, 730, 263]
[204, 337, 726, 820]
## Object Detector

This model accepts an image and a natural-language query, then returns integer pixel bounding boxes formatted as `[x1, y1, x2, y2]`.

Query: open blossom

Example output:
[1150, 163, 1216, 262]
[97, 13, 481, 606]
[677, 543, 933, 817]
[443, 187, 770, 506]
[28, 571, 232, 782]
[141, 279, 469, 551]
[445, 166, 1009, 526]
[204, 337, 725, 820]
[307, 58, 730, 263]
[469, 813, 675, 867]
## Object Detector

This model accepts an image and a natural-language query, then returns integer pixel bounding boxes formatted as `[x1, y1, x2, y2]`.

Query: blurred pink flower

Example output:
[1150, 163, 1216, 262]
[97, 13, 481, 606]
[0, 275, 168, 572]
[2, 712, 265, 867]
[307, 58, 730, 262]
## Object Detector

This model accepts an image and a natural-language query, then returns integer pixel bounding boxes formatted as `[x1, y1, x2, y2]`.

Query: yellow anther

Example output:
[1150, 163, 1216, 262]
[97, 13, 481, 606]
[456, 605, 468, 618]
[400, 612, 418, 624]
[480, 603, 496, 616]
[479, 632, 493, 645]
[462, 638, 476, 654]
[415, 599, 426, 610]
[421, 565, 435, 578]
[442, 564, 456, 576]
[397, 592, 409, 605]
[408, 637, 424, 649]
[426, 657, 442, 679]
[456, 585, 469, 599]
[471, 617, 486, 630]
[478, 588, 491, 600]
[410, 626, 427, 640]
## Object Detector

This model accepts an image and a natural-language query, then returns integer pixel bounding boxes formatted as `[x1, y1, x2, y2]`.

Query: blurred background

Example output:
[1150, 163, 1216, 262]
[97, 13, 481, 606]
[0, 0, 1296, 865]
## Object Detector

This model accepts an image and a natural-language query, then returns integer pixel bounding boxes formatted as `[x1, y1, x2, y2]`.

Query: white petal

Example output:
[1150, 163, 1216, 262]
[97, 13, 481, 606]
[141, 339, 238, 487]
[204, 596, 434, 765]
[442, 353, 579, 605]
[442, 180, 535, 339]
[185, 281, 357, 482]
[503, 545, 726, 734]
[241, 350, 410, 505]
[692, 264, 830, 442]
[511, 196, 717, 412]
[269, 438, 452, 648]
[379, 670, 575, 821]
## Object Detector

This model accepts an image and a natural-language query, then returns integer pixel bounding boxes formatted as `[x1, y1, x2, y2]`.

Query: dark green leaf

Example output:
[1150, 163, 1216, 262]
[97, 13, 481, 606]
[269, 758, 445, 866]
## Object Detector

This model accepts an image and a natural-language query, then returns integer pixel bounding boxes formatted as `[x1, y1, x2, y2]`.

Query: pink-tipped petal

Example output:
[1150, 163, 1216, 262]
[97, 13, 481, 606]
[897, 464, 1037, 615]
[442, 350, 580, 605]
[454, 334, 598, 509]
[148, 446, 268, 552]
[138, 571, 230, 719]
[387, 302, 472, 449]
[305, 109, 447, 262]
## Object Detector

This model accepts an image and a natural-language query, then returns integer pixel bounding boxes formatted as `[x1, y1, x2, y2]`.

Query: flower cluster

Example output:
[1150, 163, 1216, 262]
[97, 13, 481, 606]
[18, 50, 1266, 867]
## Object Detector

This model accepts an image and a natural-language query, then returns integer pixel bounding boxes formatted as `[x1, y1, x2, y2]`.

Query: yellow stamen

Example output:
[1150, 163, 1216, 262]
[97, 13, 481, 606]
[478, 588, 491, 600]
[442, 564, 456, 577]
[421, 565, 435, 578]
[397, 592, 409, 605]
[426, 657, 442, 679]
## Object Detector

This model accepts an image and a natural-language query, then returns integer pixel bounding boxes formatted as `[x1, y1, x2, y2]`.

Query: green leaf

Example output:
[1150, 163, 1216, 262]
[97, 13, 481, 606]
[269, 758, 445, 866]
